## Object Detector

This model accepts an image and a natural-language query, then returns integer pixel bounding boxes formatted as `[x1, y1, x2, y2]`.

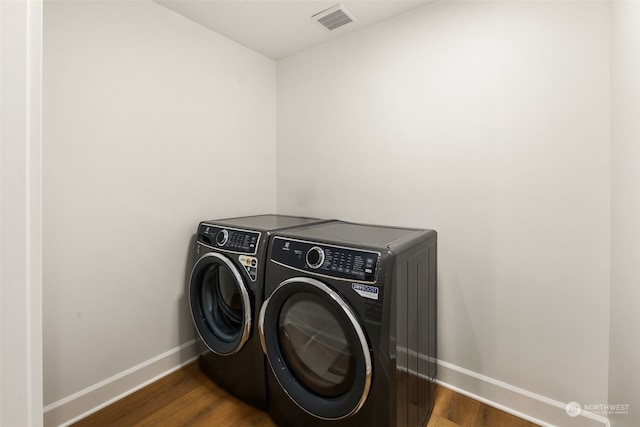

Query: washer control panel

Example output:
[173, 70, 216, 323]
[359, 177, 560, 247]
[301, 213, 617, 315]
[198, 223, 260, 255]
[271, 237, 380, 283]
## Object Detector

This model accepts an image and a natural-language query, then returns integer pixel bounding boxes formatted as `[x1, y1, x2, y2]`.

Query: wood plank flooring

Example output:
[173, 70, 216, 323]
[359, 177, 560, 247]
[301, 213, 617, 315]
[72, 362, 538, 427]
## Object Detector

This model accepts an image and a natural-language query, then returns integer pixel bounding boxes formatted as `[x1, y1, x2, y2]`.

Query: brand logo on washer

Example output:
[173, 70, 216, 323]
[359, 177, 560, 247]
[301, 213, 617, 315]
[352, 283, 379, 300]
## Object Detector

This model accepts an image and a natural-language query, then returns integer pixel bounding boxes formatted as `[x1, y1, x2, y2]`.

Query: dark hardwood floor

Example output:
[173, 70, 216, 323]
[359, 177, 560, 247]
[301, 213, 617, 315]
[72, 362, 538, 427]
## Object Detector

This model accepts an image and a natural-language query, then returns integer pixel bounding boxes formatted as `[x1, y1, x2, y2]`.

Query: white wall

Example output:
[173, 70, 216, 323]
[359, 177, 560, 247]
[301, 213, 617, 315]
[42, 0, 276, 420]
[0, 0, 43, 425]
[277, 1, 611, 424]
[42, 1, 637, 426]
[609, 2, 640, 427]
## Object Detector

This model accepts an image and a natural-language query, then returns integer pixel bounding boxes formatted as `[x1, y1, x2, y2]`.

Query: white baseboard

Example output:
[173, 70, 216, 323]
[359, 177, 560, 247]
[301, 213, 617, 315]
[42, 341, 611, 427]
[43, 340, 199, 427]
[436, 359, 611, 427]
[396, 346, 610, 427]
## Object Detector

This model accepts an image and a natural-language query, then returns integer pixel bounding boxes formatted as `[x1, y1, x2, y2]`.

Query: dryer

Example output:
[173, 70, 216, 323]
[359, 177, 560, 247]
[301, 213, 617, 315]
[189, 214, 330, 410]
[259, 221, 437, 426]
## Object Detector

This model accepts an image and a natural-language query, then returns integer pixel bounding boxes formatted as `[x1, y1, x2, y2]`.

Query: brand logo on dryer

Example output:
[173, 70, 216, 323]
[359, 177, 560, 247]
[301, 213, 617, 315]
[352, 283, 379, 300]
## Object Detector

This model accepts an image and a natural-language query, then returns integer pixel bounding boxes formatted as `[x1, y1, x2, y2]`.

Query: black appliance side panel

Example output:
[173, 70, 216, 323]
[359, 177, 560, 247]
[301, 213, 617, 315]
[395, 257, 408, 427]
[428, 235, 438, 416]
[394, 233, 437, 427]
[408, 248, 420, 427]
[416, 245, 429, 427]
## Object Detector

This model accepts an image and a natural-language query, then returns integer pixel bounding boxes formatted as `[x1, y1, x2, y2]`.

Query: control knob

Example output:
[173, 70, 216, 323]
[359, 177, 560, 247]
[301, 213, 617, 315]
[216, 229, 229, 246]
[306, 246, 325, 269]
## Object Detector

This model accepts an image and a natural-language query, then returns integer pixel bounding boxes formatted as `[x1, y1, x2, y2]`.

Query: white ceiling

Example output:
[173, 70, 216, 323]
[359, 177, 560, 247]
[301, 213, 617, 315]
[155, 1, 433, 60]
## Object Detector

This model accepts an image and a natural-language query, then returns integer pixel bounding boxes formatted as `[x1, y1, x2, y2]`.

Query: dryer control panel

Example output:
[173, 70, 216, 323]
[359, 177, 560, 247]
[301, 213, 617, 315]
[271, 237, 380, 284]
[198, 223, 260, 255]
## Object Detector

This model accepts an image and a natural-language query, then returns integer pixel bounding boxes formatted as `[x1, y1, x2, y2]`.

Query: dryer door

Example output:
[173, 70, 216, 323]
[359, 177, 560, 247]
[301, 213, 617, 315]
[259, 277, 372, 420]
[190, 252, 252, 355]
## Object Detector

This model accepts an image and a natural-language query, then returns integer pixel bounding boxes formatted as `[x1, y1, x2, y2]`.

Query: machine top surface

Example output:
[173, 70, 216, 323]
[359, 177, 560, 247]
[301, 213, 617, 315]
[281, 221, 431, 249]
[206, 214, 327, 231]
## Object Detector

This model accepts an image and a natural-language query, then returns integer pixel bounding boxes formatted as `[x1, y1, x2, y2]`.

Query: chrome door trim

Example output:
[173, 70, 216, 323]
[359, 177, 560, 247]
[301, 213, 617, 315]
[189, 252, 251, 356]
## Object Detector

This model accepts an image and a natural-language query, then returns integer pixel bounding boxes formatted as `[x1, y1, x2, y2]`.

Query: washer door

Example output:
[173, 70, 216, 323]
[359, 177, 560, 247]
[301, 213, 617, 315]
[259, 277, 372, 420]
[190, 252, 251, 356]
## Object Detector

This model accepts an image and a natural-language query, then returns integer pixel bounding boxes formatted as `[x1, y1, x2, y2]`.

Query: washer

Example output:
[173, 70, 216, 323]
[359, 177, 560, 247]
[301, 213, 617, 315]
[259, 221, 437, 426]
[189, 214, 331, 410]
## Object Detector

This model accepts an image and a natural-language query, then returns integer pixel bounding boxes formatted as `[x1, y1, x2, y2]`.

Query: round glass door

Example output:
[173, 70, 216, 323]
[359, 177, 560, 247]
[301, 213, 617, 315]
[259, 277, 371, 420]
[279, 295, 356, 397]
[190, 252, 251, 355]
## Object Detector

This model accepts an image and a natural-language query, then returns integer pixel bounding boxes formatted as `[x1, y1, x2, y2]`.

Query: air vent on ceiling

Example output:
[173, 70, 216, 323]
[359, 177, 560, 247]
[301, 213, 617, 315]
[312, 4, 357, 31]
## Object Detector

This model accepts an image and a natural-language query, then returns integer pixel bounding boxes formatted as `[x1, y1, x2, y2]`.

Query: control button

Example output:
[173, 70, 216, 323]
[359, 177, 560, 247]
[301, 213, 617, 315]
[216, 229, 229, 246]
[306, 246, 325, 269]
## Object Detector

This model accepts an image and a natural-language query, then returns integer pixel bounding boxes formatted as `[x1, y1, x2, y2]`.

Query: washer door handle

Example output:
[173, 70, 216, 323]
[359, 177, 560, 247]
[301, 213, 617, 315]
[258, 293, 270, 356]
